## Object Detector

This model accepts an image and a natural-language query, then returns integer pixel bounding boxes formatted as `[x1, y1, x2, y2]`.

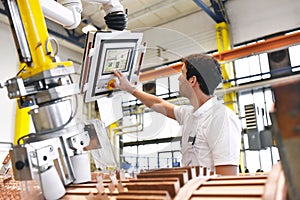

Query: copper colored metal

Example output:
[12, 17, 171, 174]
[213, 31, 300, 62]
[272, 81, 300, 199]
[0, 175, 21, 200]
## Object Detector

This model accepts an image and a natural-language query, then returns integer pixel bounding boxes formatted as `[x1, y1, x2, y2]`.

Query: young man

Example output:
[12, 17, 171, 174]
[113, 54, 241, 176]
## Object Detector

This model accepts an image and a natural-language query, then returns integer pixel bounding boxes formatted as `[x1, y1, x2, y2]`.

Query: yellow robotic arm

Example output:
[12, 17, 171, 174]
[3, 0, 75, 144]
[6, 0, 127, 82]
[18, 0, 73, 79]
[1, 0, 127, 199]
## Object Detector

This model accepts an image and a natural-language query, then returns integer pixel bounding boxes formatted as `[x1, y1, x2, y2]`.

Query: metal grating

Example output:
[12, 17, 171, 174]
[244, 104, 257, 129]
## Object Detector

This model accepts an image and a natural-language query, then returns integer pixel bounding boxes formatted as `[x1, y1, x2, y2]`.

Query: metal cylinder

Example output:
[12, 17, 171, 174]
[70, 153, 91, 183]
[40, 166, 66, 199]
[30, 99, 74, 133]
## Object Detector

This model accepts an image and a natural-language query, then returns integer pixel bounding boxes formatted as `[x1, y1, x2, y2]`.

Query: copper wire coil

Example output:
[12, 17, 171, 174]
[0, 175, 21, 199]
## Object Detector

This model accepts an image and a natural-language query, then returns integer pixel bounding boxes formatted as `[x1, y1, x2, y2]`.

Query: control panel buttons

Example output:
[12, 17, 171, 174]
[107, 78, 116, 90]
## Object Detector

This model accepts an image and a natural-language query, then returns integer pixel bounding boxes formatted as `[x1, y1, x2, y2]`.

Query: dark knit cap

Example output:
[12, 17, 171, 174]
[182, 54, 223, 95]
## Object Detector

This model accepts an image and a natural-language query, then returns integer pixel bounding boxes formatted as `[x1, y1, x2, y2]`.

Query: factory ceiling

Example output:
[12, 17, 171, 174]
[0, 0, 227, 71]
[82, 0, 203, 31]
[78, 0, 221, 70]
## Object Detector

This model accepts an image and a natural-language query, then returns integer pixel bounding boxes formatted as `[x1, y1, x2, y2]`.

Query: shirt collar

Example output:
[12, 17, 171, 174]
[192, 96, 218, 117]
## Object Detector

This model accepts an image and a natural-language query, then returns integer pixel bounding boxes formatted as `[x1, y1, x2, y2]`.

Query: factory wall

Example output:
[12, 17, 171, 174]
[141, 0, 300, 65]
[0, 20, 18, 143]
[226, 0, 300, 45]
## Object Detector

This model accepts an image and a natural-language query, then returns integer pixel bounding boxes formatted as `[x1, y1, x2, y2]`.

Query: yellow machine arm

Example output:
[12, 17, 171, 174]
[1, 0, 129, 199]
[10, 0, 73, 79]
[4, 0, 73, 143]
[3, 1, 85, 199]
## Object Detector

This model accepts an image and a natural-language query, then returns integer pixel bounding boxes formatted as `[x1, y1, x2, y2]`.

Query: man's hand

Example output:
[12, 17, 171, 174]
[113, 70, 136, 94]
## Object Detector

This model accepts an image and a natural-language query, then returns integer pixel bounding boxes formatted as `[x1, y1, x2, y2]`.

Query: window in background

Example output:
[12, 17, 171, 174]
[120, 43, 300, 173]
[289, 45, 300, 72]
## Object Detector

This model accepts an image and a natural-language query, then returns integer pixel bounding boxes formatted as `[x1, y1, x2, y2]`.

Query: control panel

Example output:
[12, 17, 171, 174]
[80, 31, 143, 102]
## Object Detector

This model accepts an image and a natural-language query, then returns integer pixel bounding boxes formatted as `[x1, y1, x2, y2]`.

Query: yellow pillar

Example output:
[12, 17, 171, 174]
[109, 122, 118, 147]
[215, 22, 238, 111]
[215, 22, 244, 173]
[14, 106, 30, 144]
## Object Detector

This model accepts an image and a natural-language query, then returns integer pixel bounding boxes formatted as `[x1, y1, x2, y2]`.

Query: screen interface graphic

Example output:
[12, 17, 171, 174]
[102, 48, 131, 74]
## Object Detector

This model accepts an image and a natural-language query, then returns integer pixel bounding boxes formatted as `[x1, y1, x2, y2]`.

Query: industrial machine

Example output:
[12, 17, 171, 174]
[0, 0, 143, 199]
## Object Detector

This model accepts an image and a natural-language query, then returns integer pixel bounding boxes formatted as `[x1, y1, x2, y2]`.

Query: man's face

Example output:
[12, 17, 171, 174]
[178, 64, 193, 98]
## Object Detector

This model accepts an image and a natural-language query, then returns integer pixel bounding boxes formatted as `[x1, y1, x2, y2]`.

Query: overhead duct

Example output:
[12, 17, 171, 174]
[267, 49, 293, 78]
[143, 81, 156, 95]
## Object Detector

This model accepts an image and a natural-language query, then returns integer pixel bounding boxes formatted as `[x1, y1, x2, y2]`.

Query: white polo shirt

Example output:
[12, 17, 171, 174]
[174, 96, 241, 171]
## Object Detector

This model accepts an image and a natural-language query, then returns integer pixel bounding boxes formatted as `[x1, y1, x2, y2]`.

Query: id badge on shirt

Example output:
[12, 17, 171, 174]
[188, 135, 196, 145]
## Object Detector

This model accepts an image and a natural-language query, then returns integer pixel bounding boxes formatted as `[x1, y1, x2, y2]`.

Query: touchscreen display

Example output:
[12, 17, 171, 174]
[102, 48, 131, 74]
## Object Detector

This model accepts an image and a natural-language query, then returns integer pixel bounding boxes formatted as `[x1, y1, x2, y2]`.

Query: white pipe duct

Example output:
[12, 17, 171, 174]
[40, 0, 82, 29]
[215, 74, 300, 95]
[85, 0, 124, 14]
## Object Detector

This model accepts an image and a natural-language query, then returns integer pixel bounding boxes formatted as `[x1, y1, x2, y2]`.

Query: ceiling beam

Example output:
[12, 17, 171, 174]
[213, 31, 300, 62]
[139, 31, 300, 82]
[139, 62, 183, 82]
[193, 0, 224, 23]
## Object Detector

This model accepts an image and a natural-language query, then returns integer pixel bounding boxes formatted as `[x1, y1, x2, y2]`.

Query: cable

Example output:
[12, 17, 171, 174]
[45, 36, 59, 62]
[17, 95, 78, 144]
[16, 65, 27, 76]
[37, 94, 78, 135]
[17, 133, 36, 145]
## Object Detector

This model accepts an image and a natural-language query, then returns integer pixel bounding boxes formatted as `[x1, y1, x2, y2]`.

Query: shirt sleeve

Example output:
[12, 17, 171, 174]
[207, 108, 241, 166]
[174, 105, 185, 125]
[174, 105, 194, 125]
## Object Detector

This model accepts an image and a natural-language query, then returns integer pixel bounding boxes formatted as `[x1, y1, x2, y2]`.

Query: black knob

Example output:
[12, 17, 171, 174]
[15, 161, 25, 170]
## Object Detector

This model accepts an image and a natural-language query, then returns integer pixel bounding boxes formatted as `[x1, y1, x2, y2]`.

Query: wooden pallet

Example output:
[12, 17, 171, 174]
[61, 163, 286, 200]
[1, 163, 286, 199]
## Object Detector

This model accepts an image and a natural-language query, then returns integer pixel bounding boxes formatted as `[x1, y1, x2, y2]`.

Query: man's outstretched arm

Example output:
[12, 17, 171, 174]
[113, 70, 176, 119]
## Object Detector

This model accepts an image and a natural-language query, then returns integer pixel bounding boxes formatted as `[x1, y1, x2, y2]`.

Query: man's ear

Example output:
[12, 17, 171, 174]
[190, 76, 197, 86]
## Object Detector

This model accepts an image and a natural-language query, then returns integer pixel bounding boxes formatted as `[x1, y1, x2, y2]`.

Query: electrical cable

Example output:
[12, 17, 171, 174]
[45, 36, 59, 62]
[17, 133, 36, 145]
[17, 75, 79, 143]
[16, 65, 27, 76]
[37, 89, 78, 134]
